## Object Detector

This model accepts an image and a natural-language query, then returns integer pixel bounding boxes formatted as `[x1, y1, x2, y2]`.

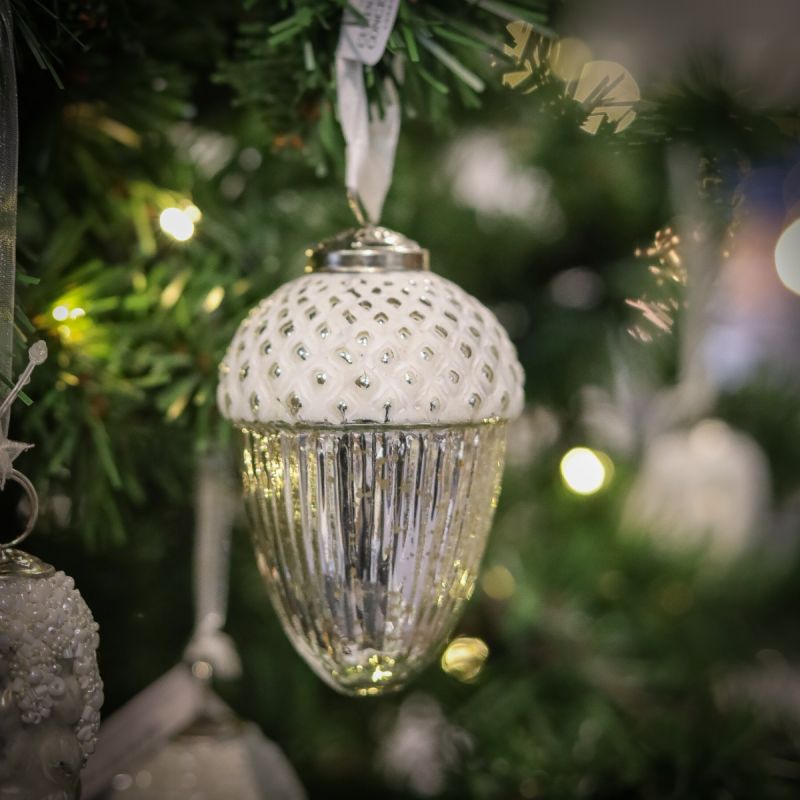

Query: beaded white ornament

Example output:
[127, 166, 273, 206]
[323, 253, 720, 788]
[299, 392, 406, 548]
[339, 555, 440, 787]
[0, 569, 103, 737]
[0, 342, 103, 798]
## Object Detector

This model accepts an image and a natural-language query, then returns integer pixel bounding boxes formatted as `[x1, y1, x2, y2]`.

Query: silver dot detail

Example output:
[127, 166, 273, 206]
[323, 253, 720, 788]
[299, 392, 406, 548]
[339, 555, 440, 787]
[218, 270, 524, 424]
[287, 393, 303, 416]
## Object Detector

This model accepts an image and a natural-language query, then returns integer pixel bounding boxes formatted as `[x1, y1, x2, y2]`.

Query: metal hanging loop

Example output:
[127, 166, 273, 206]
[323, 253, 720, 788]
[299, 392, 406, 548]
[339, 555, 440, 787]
[0, 468, 38, 550]
[346, 188, 369, 227]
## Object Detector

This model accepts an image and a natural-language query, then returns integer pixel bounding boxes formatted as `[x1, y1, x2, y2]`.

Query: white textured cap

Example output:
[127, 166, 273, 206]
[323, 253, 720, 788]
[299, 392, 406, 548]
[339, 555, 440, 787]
[218, 269, 524, 426]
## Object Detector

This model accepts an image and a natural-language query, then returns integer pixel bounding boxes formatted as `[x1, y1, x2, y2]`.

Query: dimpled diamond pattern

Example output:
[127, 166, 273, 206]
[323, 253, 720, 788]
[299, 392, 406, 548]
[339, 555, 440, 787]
[218, 271, 524, 426]
[242, 421, 507, 696]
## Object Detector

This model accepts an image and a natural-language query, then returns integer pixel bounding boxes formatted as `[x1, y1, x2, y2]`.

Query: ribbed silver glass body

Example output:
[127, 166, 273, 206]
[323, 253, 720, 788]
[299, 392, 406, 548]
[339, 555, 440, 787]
[241, 422, 506, 695]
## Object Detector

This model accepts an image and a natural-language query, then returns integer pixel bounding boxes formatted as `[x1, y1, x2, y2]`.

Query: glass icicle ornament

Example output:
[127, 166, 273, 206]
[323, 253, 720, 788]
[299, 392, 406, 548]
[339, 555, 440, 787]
[218, 227, 524, 696]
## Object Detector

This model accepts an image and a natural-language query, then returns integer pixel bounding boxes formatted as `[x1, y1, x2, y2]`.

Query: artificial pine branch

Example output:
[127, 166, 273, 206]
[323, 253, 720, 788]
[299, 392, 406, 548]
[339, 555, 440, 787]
[217, 0, 552, 168]
[10, 0, 800, 552]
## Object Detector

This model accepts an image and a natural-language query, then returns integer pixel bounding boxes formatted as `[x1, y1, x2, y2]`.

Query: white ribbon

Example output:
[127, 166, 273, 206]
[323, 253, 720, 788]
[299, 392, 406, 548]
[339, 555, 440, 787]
[335, 0, 401, 224]
[0, 0, 18, 439]
[183, 448, 242, 680]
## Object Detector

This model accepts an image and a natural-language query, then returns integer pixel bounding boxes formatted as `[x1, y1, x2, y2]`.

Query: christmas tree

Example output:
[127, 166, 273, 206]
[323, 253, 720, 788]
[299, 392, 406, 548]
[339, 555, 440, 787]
[3, 0, 800, 797]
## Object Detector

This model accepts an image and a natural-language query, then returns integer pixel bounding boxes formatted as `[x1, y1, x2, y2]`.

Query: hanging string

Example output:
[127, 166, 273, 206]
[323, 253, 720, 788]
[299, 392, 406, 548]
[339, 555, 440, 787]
[335, 0, 401, 226]
[0, 0, 18, 439]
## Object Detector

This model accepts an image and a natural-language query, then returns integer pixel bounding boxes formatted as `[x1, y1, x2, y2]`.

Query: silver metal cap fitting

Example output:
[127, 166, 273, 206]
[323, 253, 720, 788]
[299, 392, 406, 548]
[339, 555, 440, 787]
[306, 226, 430, 273]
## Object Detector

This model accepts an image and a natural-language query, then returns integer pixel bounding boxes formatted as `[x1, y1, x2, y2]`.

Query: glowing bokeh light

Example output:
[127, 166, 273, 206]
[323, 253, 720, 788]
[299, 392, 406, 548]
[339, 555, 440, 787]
[159, 207, 195, 241]
[481, 564, 516, 601]
[184, 204, 202, 224]
[441, 636, 489, 683]
[59, 372, 80, 387]
[160, 271, 190, 309]
[775, 219, 800, 295]
[166, 393, 189, 421]
[52, 305, 69, 321]
[203, 285, 226, 313]
[371, 664, 393, 682]
[560, 447, 610, 495]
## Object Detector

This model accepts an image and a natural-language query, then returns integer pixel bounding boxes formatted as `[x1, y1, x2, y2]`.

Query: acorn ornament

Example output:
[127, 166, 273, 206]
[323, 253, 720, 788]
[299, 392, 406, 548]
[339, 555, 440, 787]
[218, 227, 524, 696]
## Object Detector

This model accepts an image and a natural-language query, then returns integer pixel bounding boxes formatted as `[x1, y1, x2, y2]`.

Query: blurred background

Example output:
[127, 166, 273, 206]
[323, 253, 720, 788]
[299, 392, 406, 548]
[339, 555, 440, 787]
[5, 0, 800, 797]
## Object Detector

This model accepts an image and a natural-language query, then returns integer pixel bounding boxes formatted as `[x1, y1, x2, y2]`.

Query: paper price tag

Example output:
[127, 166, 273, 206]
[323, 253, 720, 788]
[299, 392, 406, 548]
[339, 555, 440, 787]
[337, 0, 400, 66]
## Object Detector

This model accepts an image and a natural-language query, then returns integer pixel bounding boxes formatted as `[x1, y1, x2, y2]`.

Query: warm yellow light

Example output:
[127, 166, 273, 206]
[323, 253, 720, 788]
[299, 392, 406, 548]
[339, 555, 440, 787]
[166, 393, 189, 421]
[775, 219, 800, 295]
[371, 665, 393, 682]
[184, 204, 202, 224]
[160, 271, 190, 309]
[159, 207, 195, 241]
[52, 305, 69, 321]
[59, 371, 80, 387]
[560, 447, 609, 495]
[367, 654, 395, 684]
[441, 636, 489, 683]
[203, 286, 225, 313]
[481, 564, 516, 601]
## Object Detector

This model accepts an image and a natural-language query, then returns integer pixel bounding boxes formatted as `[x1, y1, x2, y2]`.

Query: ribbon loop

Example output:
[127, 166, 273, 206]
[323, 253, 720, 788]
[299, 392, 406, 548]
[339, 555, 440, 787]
[335, 0, 401, 225]
[0, 0, 18, 438]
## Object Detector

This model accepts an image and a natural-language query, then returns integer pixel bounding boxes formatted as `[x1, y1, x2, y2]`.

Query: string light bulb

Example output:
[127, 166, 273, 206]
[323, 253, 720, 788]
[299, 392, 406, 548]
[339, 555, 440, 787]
[184, 204, 202, 224]
[560, 446, 611, 495]
[159, 207, 196, 242]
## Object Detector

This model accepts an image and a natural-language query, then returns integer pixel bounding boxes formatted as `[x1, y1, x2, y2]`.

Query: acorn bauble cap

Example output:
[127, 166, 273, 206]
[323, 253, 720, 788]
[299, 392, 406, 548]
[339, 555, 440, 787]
[218, 226, 525, 426]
